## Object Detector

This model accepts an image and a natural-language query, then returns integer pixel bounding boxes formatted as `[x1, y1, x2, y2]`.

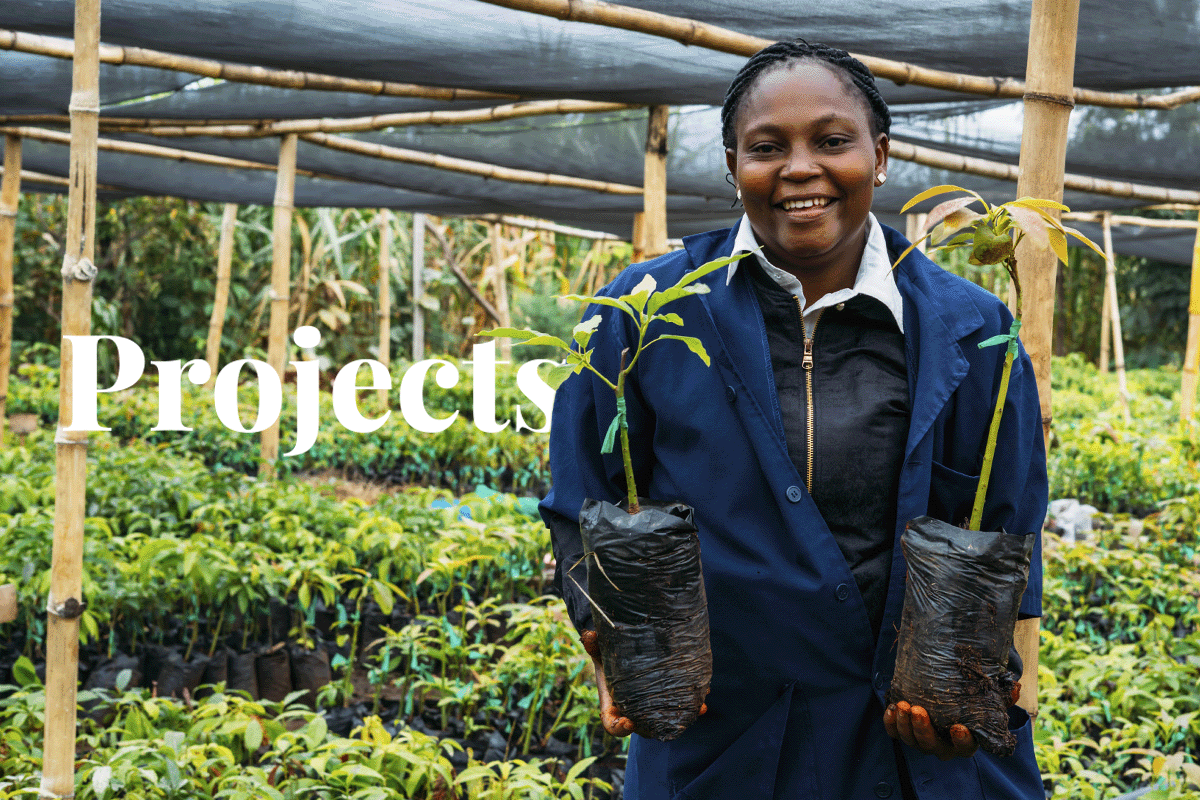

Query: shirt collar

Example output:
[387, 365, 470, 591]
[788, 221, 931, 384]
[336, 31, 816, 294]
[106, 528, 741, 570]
[726, 212, 905, 333]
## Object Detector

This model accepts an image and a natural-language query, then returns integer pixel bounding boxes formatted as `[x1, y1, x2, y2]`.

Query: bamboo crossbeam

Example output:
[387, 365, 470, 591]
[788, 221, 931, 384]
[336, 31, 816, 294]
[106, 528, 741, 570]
[1063, 211, 1200, 230]
[0, 28, 517, 101]
[95, 100, 637, 138]
[0, 135, 19, 446]
[301, 131, 644, 195]
[42, 0, 100, 794]
[473, 0, 1200, 110]
[261, 135, 297, 476]
[204, 203, 237, 388]
[888, 140, 1200, 206]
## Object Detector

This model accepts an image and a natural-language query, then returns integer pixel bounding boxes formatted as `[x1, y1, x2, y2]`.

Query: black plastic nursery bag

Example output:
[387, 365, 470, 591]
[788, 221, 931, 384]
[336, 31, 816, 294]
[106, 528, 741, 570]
[889, 516, 1034, 756]
[579, 498, 712, 741]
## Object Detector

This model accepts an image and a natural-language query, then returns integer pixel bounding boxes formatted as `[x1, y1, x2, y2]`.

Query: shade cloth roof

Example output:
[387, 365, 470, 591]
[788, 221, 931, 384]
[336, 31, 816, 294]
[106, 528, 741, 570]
[1, 0, 1197, 263]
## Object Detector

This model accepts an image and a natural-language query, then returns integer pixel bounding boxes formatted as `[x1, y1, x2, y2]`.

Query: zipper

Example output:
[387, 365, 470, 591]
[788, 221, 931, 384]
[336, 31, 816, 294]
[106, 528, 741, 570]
[794, 297, 823, 494]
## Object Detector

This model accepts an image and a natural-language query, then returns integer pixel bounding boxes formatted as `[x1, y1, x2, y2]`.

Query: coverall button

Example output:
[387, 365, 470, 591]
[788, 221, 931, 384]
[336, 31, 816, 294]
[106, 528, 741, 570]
[835, 583, 851, 601]
[725, 385, 736, 402]
[836, 302, 846, 311]
[786, 485, 803, 503]
[874, 781, 894, 798]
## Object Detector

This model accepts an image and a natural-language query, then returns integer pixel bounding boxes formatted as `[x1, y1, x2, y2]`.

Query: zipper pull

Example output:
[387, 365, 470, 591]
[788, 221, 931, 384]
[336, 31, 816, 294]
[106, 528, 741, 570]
[802, 339, 814, 370]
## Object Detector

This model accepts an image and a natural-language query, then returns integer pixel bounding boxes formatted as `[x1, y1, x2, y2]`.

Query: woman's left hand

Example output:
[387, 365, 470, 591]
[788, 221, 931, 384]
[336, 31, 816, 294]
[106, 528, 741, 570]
[884, 701, 977, 760]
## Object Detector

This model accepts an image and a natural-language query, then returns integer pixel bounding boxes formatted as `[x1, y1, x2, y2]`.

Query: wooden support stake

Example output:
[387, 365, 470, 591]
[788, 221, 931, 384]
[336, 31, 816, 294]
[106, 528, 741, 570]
[0, 583, 15, 624]
[412, 212, 426, 361]
[204, 203, 237, 388]
[1101, 213, 1131, 423]
[1011, 0, 1082, 722]
[43, 0, 100, 795]
[1098, 259, 1112, 374]
[261, 134, 297, 477]
[0, 135, 20, 445]
[631, 211, 646, 263]
[1182, 211, 1200, 426]
[642, 106, 669, 260]
[377, 209, 392, 407]
[488, 222, 513, 361]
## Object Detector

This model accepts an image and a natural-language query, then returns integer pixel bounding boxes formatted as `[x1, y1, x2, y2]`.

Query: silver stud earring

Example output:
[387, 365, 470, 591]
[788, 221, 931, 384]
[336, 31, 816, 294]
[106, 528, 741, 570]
[876, 172, 887, 185]
[736, 189, 742, 201]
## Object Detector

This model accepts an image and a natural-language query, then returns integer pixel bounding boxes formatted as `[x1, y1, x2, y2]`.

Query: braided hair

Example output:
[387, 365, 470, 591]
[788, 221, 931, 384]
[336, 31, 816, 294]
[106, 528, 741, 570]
[721, 40, 891, 150]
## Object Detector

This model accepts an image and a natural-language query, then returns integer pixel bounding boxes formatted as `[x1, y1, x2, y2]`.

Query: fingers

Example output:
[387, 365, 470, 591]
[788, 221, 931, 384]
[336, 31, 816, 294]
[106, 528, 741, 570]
[584, 634, 634, 738]
[1008, 681, 1022, 708]
[601, 703, 635, 737]
[579, 629, 600, 659]
[884, 703, 977, 761]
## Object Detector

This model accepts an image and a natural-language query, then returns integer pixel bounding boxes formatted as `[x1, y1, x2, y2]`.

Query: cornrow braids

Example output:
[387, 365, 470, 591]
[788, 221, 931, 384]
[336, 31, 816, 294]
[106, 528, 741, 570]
[720, 40, 891, 150]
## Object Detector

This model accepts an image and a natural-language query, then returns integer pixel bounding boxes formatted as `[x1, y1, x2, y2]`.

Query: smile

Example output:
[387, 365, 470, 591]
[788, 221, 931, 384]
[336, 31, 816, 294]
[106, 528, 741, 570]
[779, 197, 833, 211]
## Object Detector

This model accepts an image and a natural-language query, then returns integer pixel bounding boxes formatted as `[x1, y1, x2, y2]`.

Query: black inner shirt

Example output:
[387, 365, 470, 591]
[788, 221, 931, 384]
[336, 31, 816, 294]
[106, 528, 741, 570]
[746, 257, 911, 640]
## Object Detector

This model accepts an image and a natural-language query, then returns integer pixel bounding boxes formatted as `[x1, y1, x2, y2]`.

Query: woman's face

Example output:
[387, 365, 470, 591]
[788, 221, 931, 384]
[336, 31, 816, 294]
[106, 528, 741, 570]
[725, 61, 888, 279]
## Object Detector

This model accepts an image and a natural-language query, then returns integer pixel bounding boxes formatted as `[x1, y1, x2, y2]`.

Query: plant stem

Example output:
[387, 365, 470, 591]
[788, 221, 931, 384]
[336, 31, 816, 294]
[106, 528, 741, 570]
[970, 347, 1016, 530]
[615, 351, 639, 514]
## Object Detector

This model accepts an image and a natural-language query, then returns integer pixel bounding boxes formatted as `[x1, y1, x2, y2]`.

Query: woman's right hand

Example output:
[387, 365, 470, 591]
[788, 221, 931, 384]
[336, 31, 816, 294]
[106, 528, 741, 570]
[580, 630, 635, 737]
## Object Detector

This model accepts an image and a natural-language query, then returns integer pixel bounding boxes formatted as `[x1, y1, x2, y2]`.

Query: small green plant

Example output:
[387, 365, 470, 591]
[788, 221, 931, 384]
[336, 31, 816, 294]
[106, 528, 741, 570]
[481, 252, 748, 512]
[895, 185, 1106, 529]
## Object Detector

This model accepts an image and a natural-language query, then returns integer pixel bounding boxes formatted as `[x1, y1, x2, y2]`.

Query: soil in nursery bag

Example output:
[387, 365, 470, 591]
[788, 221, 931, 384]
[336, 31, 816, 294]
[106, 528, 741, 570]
[888, 516, 1034, 757]
[289, 644, 331, 708]
[196, 647, 233, 699]
[152, 650, 210, 699]
[83, 652, 142, 692]
[256, 644, 293, 702]
[228, 651, 259, 698]
[580, 497, 711, 741]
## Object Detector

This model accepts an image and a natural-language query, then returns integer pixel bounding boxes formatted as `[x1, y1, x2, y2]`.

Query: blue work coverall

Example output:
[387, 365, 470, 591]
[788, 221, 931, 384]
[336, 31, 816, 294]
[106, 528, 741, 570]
[540, 223, 1047, 800]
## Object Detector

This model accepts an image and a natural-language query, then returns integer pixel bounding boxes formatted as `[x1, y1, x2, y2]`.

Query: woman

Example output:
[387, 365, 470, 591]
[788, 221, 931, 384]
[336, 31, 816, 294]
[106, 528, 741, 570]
[540, 40, 1046, 800]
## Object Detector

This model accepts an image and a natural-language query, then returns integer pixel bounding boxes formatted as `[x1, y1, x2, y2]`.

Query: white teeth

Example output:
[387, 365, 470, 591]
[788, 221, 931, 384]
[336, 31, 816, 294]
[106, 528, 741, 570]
[781, 198, 831, 210]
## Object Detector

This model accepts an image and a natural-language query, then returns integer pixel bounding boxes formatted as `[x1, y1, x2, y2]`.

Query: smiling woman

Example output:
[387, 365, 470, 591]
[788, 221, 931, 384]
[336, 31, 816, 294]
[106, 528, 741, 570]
[541, 39, 1047, 800]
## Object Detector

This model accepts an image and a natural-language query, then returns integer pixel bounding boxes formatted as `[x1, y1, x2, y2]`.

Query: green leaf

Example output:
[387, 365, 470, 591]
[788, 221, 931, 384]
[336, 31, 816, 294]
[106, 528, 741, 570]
[115, 668, 132, 691]
[370, 580, 394, 615]
[647, 251, 750, 315]
[649, 313, 684, 326]
[163, 730, 185, 756]
[418, 294, 440, 313]
[1046, 226, 1068, 265]
[565, 756, 598, 784]
[164, 759, 182, 791]
[1063, 225, 1107, 259]
[1002, 205, 1051, 253]
[560, 294, 636, 318]
[244, 718, 263, 752]
[1007, 196, 1069, 212]
[545, 362, 580, 389]
[479, 327, 570, 350]
[12, 655, 38, 688]
[619, 274, 657, 314]
[899, 184, 982, 213]
[924, 196, 982, 234]
[652, 334, 710, 366]
[573, 314, 602, 349]
[91, 765, 112, 798]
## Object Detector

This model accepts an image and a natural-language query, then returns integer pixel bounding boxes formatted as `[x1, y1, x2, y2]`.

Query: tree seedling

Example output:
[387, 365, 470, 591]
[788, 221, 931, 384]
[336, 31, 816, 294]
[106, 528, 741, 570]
[480, 251, 750, 513]
[894, 185, 1106, 528]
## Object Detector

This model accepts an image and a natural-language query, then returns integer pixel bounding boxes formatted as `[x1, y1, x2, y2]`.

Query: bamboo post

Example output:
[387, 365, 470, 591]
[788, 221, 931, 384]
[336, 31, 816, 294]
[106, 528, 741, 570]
[377, 209, 392, 407]
[904, 213, 928, 254]
[42, 0, 100, 795]
[1101, 213, 1131, 423]
[204, 203, 237, 388]
[642, 106, 669, 259]
[1011, 0, 1081, 723]
[487, 222, 513, 361]
[631, 212, 646, 263]
[1098, 263, 1112, 373]
[412, 212, 426, 361]
[1181, 211, 1200, 425]
[0, 135, 20, 445]
[0, 582, 15, 623]
[261, 134, 297, 477]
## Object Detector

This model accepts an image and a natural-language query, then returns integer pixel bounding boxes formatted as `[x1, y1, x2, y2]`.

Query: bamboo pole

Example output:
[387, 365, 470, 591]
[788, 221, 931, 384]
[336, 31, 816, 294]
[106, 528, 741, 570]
[0, 29, 517, 102]
[467, 0, 1200, 110]
[1063, 211, 1200, 230]
[1009, 0, 1081, 723]
[412, 212, 426, 361]
[887, 140, 1200, 206]
[0, 135, 20, 445]
[203, 203, 237, 388]
[1101, 213, 1131, 423]
[487, 222, 513, 360]
[42, 0, 100, 794]
[631, 211, 645, 263]
[1099, 263, 1112, 373]
[377, 209, 392, 406]
[1181, 211, 1200, 426]
[642, 106, 669, 259]
[301, 132, 644, 195]
[261, 134, 297, 477]
[0, 582, 15, 624]
[96, 100, 636, 138]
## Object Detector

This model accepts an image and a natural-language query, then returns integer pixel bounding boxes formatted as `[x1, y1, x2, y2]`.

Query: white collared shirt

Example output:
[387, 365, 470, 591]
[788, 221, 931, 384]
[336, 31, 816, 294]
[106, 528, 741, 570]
[727, 212, 905, 333]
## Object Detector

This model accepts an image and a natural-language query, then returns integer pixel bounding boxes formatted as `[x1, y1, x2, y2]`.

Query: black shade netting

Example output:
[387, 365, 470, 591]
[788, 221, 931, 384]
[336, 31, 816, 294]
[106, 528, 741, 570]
[579, 497, 712, 741]
[888, 516, 1034, 757]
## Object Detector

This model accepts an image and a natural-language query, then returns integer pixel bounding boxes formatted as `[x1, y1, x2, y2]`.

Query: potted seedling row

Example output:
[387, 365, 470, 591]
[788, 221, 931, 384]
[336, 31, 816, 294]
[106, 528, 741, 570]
[483, 251, 748, 740]
[887, 186, 1105, 755]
